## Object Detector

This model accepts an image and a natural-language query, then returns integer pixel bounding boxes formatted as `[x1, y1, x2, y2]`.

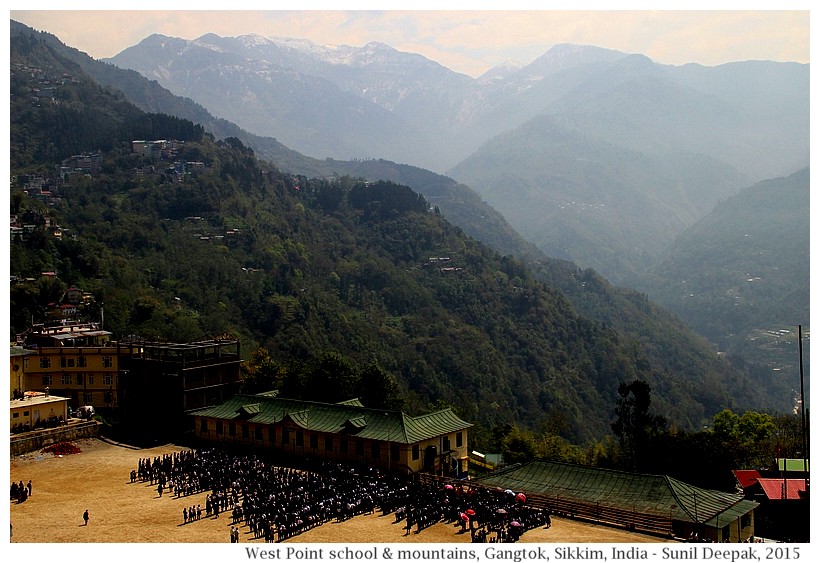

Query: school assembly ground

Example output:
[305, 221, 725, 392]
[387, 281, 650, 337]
[10, 439, 675, 544]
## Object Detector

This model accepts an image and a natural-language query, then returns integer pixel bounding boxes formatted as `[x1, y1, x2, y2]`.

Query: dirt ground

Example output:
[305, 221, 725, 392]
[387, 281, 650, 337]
[9, 438, 676, 545]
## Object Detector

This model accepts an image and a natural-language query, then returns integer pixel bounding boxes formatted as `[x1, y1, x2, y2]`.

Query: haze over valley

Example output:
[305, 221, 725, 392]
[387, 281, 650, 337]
[9, 17, 810, 452]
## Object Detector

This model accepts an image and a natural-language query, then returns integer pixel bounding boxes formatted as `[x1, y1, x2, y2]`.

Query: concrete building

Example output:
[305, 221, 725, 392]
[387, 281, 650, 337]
[17, 323, 118, 410]
[118, 338, 242, 436]
[10, 346, 35, 397]
[10, 392, 69, 433]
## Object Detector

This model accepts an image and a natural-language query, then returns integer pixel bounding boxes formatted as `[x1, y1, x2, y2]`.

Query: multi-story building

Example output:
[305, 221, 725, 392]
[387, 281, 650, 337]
[19, 322, 118, 410]
[10, 346, 35, 398]
[189, 394, 472, 477]
[117, 338, 242, 436]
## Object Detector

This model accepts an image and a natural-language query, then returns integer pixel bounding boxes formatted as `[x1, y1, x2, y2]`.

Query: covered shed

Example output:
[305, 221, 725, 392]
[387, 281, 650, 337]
[474, 460, 758, 542]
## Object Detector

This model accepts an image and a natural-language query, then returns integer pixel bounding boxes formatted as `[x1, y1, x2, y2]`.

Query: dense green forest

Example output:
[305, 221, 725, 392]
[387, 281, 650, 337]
[12, 19, 798, 429]
[9, 23, 806, 489]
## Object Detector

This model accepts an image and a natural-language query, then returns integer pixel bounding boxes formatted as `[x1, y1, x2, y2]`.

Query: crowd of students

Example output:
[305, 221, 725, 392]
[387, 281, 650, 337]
[131, 447, 551, 543]
[10, 479, 32, 504]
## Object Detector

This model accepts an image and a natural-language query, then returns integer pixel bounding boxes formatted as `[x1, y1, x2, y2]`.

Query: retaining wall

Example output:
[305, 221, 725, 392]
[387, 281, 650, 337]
[10, 420, 99, 457]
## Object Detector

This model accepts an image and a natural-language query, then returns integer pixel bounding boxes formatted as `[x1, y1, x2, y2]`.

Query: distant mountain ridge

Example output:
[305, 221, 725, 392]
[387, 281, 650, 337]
[630, 167, 810, 353]
[11, 20, 798, 441]
[12, 22, 800, 430]
[104, 30, 809, 286]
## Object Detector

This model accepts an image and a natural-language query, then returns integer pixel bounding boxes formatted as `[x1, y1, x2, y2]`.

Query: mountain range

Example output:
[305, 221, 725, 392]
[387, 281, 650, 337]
[106, 32, 809, 285]
[9, 21, 807, 443]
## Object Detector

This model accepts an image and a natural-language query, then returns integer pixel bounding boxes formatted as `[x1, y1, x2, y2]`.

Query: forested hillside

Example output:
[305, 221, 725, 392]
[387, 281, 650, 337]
[629, 168, 810, 387]
[9, 22, 796, 450]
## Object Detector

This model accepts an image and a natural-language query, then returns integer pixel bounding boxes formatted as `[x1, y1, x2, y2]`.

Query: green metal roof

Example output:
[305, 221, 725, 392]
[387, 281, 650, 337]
[191, 394, 472, 444]
[337, 398, 365, 407]
[475, 460, 757, 524]
[239, 403, 260, 415]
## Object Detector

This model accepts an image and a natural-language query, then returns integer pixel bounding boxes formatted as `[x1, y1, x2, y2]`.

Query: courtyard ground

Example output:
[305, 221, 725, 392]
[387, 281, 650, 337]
[10, 438, 676, 546]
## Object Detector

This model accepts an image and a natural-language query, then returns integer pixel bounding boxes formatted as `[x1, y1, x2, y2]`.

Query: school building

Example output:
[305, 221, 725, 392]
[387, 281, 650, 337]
[189, 393, 472, 476]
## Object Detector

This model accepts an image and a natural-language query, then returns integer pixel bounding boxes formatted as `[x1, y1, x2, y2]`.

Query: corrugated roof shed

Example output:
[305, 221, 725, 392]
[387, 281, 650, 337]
[757, 478, 809, 501]
[732, 469, 762, 489]
[190, 394, 471, 444]
[475, 460, 756, 524]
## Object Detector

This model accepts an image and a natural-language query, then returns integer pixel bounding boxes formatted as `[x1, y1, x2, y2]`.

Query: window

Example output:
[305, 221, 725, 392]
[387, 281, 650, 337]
[83, 392, 92, 404]
[456, 432, 463, 448]
[41, 375, 52, 387]
[325, 436, 333, 451]
[282, 428, 290, 445]
[200, 419, 208, 433]
[412, 444, 420, 461]
[242, 424, 249, 438]
[12, 412, 19, 419]
[216, 420, 223, 435]
[40, 357, 51, 369]
[309, 433, 318, 449]
[87, 374, 94, 385]
[443, 436, 451, 451]
[255, 426, 263, 440]
[391, 444, 400, 461]
[61, 374, 72, 385]
[102, 356, 113, 368]
[339, 438, 348, 454]
[23, 357, 29, 369]
[77, 356, 87, 368]
[60, 357, 75, 368]
[295, 430, 304, 447]
[76, 374, 83, 386]
[103, 374, 113, 386]
[228, 422, 236, 437]
[269, 427, 276, 442]
[371, 442, 381, 459]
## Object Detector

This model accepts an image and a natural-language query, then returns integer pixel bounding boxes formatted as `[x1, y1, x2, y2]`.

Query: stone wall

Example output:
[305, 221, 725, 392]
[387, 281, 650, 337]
[10, 420, 99, 457]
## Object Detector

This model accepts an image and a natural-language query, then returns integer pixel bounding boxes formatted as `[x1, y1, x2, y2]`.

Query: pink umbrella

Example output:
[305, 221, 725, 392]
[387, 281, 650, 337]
[444, 484, 454, 490]
[510, 521, 522, 527]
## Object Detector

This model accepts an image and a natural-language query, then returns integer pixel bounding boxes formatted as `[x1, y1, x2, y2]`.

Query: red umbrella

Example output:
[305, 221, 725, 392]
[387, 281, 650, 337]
[515, 493, 527, 503]
[465, 509, 476, 516]
[460, 513, 470, 521]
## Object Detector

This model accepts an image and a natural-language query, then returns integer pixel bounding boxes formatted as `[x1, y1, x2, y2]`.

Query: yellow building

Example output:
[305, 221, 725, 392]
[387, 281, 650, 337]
[10, 346, 35, 398]
[20, 322, 118, 409]
[10, 392, 69, 433]
[190, 394, 472, 476]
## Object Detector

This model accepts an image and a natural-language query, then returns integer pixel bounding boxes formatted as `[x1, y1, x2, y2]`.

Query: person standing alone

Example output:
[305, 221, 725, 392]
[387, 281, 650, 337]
[83, 510, 89, 526]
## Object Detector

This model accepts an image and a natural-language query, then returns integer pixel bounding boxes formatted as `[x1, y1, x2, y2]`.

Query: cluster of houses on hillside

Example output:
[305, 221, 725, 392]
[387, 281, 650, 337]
[8, 316, 809, 541]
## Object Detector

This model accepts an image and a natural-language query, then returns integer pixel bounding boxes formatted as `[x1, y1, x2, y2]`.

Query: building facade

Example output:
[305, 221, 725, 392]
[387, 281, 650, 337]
[17, 322, 118, 410]
[189, 394, 472, 476]
[10, 393, 69, 433]
[118, 338, 242, 435]
[10, 346, 35, 397]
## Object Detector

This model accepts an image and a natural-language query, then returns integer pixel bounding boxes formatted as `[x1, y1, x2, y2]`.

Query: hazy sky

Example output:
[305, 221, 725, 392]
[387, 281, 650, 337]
[9, 3, 811, 78]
